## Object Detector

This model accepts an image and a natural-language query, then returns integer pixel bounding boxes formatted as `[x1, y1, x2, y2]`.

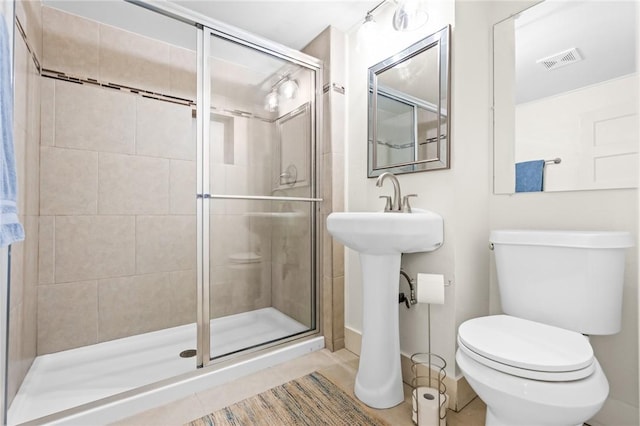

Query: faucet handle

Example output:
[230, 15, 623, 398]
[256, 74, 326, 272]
[402, 194, 417, 213]
[379, 195, 392, 212]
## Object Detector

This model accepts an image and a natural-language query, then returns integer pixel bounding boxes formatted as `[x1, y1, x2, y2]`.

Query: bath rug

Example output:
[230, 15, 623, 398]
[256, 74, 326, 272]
[187, 371, 389, 426]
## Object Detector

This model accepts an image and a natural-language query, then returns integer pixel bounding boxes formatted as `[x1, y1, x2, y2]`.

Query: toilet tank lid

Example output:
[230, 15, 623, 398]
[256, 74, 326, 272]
[490, 230, 634, 248]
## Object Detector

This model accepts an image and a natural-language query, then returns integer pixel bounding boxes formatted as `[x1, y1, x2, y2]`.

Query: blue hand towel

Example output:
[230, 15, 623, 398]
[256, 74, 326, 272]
[0, 15, 24, 247]
[515, 160, 544, 193]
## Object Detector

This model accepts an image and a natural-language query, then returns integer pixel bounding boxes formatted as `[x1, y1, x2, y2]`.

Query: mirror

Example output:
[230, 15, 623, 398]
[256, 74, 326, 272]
[493, 1, 638, 194]
[275, 103, 310, 189]
[368, 25, 451, 177]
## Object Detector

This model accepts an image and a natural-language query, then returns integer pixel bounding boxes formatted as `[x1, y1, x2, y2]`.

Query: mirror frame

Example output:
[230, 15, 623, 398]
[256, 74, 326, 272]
[368, 25, 451, 178]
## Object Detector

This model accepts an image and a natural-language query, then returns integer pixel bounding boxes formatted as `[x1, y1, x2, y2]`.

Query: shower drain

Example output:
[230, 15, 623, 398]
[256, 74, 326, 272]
[180, 349, 197, 358]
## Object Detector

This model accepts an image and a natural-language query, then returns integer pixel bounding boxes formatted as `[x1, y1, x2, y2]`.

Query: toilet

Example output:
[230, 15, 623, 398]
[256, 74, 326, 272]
[456, 230, 633, 426]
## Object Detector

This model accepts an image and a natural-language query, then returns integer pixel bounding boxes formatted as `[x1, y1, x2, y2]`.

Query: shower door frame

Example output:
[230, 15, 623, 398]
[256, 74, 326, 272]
[195, 19, 324, 368]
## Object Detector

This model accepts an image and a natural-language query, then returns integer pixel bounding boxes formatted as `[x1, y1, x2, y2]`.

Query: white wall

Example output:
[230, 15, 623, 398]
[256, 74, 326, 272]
[345, 0, 494, 378]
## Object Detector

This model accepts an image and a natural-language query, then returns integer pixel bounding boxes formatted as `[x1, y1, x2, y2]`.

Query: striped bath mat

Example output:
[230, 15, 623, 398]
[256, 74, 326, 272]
[187, 372, 389, 425]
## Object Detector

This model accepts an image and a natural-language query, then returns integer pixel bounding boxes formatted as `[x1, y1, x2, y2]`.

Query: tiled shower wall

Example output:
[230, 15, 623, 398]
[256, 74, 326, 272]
[36, 6, 313, 354]
[8, 0, 42, 404]
[303, 27, 346, 351]
[36, 6, 201, 354]
[37, 78, 197, 354]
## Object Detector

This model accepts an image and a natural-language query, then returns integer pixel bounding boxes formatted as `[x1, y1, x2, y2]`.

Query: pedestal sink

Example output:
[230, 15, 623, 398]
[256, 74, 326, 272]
[326, 208, 443, 409]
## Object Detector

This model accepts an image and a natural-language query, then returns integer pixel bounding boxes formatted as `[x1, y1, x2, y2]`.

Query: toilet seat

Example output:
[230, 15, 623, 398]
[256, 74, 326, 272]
[458, 315, 595, 381]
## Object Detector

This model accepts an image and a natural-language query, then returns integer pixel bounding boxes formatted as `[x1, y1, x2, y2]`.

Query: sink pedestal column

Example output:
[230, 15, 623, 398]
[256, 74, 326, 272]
[355, 253, 404, 409]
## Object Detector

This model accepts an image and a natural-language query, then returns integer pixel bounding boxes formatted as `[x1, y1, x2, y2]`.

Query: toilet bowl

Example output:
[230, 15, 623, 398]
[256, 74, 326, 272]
[456, 315, 608, 426]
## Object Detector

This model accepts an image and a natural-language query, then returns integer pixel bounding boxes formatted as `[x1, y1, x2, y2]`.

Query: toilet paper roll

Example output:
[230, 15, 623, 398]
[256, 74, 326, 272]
[412, 387, 448, 426]
[416, 273, 445, 304]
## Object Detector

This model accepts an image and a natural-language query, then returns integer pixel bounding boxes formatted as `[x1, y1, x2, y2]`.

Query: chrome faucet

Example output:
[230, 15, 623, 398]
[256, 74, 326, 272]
[376, 172, 402, 212]
[376, 172, 417, 213]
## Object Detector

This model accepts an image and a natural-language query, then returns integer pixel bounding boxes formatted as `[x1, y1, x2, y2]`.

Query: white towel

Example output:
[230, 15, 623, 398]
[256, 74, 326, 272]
[0, 14, 24, 246]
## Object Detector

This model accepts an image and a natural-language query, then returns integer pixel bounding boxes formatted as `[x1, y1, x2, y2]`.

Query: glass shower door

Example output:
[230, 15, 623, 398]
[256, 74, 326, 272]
[199, 29, 320, 364]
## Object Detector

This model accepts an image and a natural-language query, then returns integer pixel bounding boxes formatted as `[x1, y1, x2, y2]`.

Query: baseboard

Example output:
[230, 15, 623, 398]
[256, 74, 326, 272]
[344, 326, 476, 412]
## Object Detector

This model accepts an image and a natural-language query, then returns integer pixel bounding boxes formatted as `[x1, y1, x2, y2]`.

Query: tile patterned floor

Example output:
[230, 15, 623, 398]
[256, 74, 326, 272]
[113, 349, 486, 426]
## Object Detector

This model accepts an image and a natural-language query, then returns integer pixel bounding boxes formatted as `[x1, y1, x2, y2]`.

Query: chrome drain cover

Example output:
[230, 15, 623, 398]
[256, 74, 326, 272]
[179, 349, 197, 358]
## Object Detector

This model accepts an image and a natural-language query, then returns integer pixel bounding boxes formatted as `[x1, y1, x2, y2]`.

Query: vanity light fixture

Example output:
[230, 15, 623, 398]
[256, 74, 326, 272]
[393, 0, 429, 31]
[361, 0, 428, 33]
[263, 74, 298, 112]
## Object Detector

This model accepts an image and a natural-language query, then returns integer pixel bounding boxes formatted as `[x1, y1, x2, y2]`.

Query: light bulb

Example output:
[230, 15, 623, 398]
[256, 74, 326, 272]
[279, 79, 298, 100]
[264, 89, 278, 112]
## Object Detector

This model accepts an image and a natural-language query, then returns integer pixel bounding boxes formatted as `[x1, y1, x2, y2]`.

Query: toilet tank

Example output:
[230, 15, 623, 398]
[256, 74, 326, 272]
[490, 230, 633, 335]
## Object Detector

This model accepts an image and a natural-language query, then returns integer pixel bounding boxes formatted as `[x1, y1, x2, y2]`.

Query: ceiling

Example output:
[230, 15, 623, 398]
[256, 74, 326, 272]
[170, 1, 380, 50]
[44, 0, 379, 51]
[513, 0, 637, 104]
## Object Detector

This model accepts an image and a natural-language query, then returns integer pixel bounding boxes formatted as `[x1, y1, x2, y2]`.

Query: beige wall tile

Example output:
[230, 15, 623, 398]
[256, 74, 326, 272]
[9, 239, 24, 309]
[21, 216, 40, 370]
[7, 304, 23, 405]
[38, 216, 54, 284]
[209, 280, 232, 319]
[20, 273, 37, 379]
[15, 1, 42, 61]
[55, 81, 135, 154]
[22, 216, 39, 290]
[42, 6, 99, 77]
[170, 160, 196, 215]
[40, 147, 98, 215]
[40, 77, 55, 147]
[170, 269, 196, 325]
[13, 39, 28, 216]
[53, 215, 93, 283]
[13, 122, 26, 216]
[322, 276, 335, 350]
[136, 215, 196, 274]
[332, 275, 345, 343]
[13, 26, 29, 132]
[97, 273, 173, 342]
[24, 62, 41, 217]
[322, 153, 333, 215]
[37, 281, 98, 354]
[332, 239, 344, 277]
[136, 97, 194, 161]
[210, 214, 252, 268]
[169, 46, 196, 101]
[331, 154, 344, 212]
[55, 216, 135, 283]
[98, 153, 170, 215]
[99, 24, 170, 93]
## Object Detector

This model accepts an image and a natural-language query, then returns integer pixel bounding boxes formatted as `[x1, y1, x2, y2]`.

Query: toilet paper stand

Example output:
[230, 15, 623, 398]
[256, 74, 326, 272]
[411, 304, 447, 426]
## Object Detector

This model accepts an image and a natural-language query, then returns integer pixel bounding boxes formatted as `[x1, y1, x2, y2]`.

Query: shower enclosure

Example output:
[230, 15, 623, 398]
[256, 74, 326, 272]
[4, 1, 322, 423]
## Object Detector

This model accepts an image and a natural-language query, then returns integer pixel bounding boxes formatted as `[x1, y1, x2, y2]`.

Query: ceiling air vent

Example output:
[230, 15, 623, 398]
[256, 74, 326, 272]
[536, 48, 583, 71]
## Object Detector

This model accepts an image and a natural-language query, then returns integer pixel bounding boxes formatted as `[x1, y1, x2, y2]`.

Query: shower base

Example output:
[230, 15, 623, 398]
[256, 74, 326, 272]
[8, 307, 310, 425]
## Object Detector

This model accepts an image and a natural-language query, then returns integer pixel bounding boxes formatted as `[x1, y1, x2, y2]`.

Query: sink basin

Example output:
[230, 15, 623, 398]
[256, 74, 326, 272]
[326, 208, 443, 255]
[326, 208, 443, 409]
